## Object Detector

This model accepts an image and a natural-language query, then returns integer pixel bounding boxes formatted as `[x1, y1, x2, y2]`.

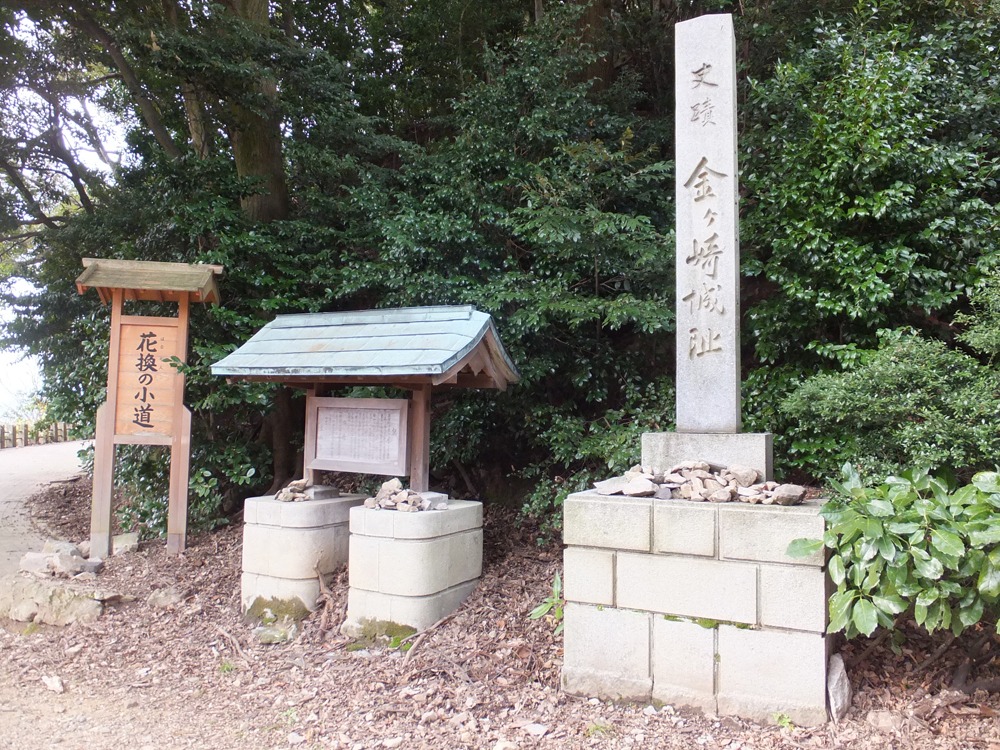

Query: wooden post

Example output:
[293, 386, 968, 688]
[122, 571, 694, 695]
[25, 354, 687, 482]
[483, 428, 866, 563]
[90, 402, 117, 559]
[167, 406, 192, 554]
[302, 387, 318, 486]
[0, 425, 5, 449]
[91, 287, 124, 560]
[166, 295, 191, 555]
[408, 384, 431, 492]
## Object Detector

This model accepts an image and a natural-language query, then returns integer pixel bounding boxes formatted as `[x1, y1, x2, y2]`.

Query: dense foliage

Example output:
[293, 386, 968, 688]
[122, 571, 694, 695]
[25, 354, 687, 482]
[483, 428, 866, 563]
[741, 2, 1000, 476]
[780, 268, 1000, 483]
[1, 0, 998, 533]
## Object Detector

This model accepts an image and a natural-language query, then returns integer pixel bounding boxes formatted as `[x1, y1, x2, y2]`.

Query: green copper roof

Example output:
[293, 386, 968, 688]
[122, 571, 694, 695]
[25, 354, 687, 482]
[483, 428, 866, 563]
[211, 305, 519, 389]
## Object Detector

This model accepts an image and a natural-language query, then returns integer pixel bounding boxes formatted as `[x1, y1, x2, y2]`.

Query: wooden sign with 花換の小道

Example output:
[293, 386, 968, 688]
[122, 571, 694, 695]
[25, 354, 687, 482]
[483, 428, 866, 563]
[113, 318, 182, 440]
[77, 258, 223, 559]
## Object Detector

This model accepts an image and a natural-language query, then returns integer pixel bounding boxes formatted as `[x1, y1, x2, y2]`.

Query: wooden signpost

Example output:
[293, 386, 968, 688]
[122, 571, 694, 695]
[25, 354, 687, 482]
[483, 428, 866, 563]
[77, 258, 223, 557]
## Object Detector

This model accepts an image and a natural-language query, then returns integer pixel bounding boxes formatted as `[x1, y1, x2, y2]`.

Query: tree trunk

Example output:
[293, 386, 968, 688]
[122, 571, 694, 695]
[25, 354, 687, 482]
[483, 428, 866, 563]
[223, 0, 290, 223]
[164, 0, 214, 158]
[579, 0, 614, 92]
[266, 386, 301, 494]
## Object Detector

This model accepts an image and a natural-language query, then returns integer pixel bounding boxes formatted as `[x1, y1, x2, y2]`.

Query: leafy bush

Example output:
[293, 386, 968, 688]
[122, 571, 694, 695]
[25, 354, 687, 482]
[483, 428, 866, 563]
[780, 331, 1000, 482]
[789, 465, 1000, 639]
[779, 270, 1000, 481]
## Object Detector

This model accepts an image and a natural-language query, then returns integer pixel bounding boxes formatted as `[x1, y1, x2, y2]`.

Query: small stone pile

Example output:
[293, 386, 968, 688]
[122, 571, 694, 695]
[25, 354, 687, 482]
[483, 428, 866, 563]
[19, 539, 105, 579]
[363, 478, 448, 512]
[275, 478, 311, 502]
[594, 460, 807, 506]
[274, 479, 341, 502]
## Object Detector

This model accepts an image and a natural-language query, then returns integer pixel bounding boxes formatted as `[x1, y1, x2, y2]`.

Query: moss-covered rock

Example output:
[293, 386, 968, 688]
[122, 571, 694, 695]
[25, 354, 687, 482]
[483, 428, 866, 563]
[341, 618, 417, 650]
[244, 595, 311, 624]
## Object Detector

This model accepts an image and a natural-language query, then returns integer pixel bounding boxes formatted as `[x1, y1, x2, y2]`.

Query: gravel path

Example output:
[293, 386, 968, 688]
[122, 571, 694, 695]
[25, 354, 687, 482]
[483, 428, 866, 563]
[0, 441, 86, 576]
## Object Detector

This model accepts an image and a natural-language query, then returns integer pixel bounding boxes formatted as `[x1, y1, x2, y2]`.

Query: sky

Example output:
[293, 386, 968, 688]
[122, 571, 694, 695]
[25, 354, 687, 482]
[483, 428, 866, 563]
[0, 348, 40, 420]
[0, 279, 42, 421]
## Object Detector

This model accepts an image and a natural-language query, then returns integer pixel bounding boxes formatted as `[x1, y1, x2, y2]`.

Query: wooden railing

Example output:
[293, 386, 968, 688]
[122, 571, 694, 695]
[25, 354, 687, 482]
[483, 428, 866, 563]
[0, 422, 74, 449]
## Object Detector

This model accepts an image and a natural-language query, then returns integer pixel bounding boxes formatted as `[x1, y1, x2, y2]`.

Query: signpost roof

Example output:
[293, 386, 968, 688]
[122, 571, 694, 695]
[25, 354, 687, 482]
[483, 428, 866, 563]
[211, 305, 520, 390]
[76, 258, 224, 305]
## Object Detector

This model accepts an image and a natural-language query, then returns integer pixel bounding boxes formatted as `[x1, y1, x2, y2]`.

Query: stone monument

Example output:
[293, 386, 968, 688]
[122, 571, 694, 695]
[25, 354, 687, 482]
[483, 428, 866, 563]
[643, 12, 772, 478]
[560, 15, 830, 726]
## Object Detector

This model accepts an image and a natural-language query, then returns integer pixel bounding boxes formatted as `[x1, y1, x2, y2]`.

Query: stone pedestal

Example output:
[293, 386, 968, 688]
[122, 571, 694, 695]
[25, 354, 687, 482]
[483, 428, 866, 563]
[342, 499, 483, 634]
[562, 490, 830, 726]
[241, 490, 366, 615]
[642, 431, 774, 481]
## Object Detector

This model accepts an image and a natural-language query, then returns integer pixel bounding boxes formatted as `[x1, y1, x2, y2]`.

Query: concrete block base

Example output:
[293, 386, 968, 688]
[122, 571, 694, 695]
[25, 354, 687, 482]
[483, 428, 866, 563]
[342, 580, 479, 635]
[241, 493, 366, 615]
[642, 432, 774, 480]
[343, 499, 483, 634]
[562, 490, 830, 726]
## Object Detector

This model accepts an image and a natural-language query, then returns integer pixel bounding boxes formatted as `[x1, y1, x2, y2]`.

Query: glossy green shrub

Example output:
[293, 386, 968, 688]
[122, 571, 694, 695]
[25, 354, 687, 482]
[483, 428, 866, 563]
[789, 465, 1000, 639]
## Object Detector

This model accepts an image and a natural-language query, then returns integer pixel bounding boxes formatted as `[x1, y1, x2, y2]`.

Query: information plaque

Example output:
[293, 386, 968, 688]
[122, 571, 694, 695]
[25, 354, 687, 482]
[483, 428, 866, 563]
[306, 397, 409, 476]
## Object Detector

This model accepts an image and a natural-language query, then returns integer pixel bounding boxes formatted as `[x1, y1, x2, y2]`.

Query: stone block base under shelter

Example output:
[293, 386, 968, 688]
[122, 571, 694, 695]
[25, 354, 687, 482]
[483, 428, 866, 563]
[342, 498, 483, 635]
[241, 489, 365, 615]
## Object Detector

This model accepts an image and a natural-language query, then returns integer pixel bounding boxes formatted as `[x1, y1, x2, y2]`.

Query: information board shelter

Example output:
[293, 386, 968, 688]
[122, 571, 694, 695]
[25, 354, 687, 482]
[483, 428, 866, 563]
[77, 258, 224, 557]
[211, 306, 519, 492]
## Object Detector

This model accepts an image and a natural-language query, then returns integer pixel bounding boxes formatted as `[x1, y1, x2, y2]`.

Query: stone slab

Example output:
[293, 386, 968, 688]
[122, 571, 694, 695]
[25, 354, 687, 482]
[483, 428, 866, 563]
[651, 617, 717, 712]
[241, 572, 321, 613]
[343, 579, 479, 633]
[243, 493, 365, 528]
[349, 499, 482, 540]
[616, 552, 757, 623]
[563, 547, 615, 606]
[828, 653, 852, 721]
[719, 502, 825, 566]
[0, 573, 103, 626]
[348, 529, 483, 597]
[242, 522, 351, 579]
[563, 492, 651, 552]
[562, 603, 652, 702]
[674, 13, 741, 433]
[759, 564, 828, 633]
[653, 501, 716, 557]
[642, 432, 773, 480]
[716, 625, 828, 726]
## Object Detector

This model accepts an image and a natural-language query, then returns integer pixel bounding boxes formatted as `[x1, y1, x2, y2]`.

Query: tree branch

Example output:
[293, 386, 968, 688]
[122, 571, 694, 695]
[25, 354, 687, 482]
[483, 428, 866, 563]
[163, 0, 214, 158]
[69, 10, 183, 160]
[44, 104, 95, 213]
[0, 157, 60, 229]
[0, 231, 44, 243]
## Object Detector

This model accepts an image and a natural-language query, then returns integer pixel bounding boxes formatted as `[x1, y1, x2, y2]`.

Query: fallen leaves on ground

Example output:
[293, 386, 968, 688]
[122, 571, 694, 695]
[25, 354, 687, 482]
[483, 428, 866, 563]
[0, 477, 996, 750]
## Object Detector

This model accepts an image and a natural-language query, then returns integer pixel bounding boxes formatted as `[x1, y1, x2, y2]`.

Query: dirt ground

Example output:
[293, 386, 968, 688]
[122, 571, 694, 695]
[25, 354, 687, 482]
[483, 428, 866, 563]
[1, 476, 998, 750]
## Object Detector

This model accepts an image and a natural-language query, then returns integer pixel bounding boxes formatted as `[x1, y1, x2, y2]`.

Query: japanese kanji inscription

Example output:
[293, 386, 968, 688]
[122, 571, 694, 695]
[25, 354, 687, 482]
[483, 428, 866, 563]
[114, 320, 181, 437]
[675, 14, 741, 433]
